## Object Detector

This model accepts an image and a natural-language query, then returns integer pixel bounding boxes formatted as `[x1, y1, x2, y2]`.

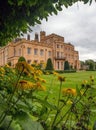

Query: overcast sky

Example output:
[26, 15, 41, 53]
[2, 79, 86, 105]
[26, 1, 96, 61]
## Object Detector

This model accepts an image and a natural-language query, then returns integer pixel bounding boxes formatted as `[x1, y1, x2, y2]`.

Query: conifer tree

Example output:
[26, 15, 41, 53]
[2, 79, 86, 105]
[45, 58, 54, 70]
[18, 56, 26, 62]
[64, 61, 70, 70]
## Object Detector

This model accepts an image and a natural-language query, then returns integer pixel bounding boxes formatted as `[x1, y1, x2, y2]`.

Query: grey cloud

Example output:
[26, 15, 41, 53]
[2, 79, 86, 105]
[28, 1, 96, 61]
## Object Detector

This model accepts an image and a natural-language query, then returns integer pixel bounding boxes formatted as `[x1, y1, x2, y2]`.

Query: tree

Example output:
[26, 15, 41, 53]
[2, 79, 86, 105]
[0, 0, 93, 46]
[85, 59, 95, 70]
[45, 58, 54, 70]
[18, 56, 26, 62]
[64, 60, 70, 70]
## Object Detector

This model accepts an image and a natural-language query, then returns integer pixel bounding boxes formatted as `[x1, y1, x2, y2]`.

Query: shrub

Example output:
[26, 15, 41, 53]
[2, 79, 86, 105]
[55, 70, 76, 73]
[64, 60, 70, 70]
[18, 56, 26, 62]
[45, 58, 54, 70]
[42, 70, 54, 74]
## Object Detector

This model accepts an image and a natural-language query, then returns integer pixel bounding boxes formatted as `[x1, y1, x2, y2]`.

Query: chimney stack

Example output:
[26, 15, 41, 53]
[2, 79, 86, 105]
[40, 31, 46, 42]
[35, 33, 39, 41]
[27, 34, 30, 40]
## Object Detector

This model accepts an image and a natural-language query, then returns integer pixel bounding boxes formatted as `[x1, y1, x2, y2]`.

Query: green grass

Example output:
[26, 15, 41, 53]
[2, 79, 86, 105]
[37, 71, 96, 108]
[40, 71, 96, 99]
[37, 71, 96, 128]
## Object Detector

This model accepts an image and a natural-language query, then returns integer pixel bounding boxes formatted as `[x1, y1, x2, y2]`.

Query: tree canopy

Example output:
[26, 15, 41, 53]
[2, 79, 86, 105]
[0, 0, 93, 46]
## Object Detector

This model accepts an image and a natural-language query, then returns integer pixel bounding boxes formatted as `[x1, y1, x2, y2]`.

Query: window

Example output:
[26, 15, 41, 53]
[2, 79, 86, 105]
[27, 47, 31, 54]
[40, 49, 44, 56]
[69, 54, 70, 58]
[14, 48, 16, 56]
[48, 51, 51, 56]
[61, 52, 63, 58]
[40, 60, 44, 68]
[34, 48, 38, 55]
[19, 49, 21, 56]
[57, 62, 59, 69]
[61, 45, 63, 48]
[57, 52, 59, 57]
[57, 44, 59, 48]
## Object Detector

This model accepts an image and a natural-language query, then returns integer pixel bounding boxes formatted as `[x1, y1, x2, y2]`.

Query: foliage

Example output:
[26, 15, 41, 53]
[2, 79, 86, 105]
[0, 63, 96, 129]
[42, 70, 54, 75]
[64, 60, 70, 70]
[18, 56, 26, 62]
[31, 62, 43, 70]
[85, 59, 95, 70]
[45, 58, 54, 70]
[80, 59, 96, 70]
[0, 0, 94, 46]
[55, 70, 76, 73]
[0, 62, 46, 130]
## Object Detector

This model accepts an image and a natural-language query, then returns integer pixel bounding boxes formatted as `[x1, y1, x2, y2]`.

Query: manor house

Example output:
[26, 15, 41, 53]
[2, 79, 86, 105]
[0, 31, 80, 70]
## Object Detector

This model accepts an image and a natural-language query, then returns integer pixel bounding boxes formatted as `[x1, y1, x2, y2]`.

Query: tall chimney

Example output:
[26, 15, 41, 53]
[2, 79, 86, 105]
[35, 33, 39, 41]
[27, 34, 30, 40]
[40, 31, 46, 42]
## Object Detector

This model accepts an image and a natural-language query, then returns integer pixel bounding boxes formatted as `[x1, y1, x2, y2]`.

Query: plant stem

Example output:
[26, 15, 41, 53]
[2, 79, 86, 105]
[55, 87, 89, 126]
[7, 67, 24, 104]
[7, 117, 13, 130]
[51, 81, 62, 128]
[0, 67, 24, 124]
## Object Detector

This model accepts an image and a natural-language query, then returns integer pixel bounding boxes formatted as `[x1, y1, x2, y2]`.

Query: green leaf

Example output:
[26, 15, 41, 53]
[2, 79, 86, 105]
[0, 94, 7, 114]
[17, 0, 23, 6]
[8, 0, 14, 5]
[76, 85, 81, 97]
[84, 0, 90, 4]
[16, 100, 30, 112]
[15, 111, 44, 130]
[34, 98, 57, 110]
[9, 119, 21, 130]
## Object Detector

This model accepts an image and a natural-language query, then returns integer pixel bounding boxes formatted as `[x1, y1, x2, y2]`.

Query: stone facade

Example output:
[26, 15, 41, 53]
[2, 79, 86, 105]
[0, 31, 80, 70]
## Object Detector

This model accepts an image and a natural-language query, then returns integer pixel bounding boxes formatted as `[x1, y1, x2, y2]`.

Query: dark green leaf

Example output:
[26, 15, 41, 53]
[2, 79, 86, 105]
[15, 111, 44, 130]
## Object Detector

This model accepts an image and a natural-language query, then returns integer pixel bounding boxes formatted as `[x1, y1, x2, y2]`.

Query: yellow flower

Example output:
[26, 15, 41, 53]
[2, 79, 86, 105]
[35, 77, 40, 81]
[80, 91, 84, 95]
[62, 88, 76, 96]
[58, 76, 65, 82]
[90, 75, 94, 80]
[16, 61, 35, 75]
[0, 67, 5, 73]
[0, 73, 4, 77]
[35, 77, 46, 83]
[39, 86, 46, 91]
[81, 80, 90, 88]
[46, 72, 49, 75]
[27, 64, 35, 72]
[5, 64, 10, 68]
[35, 82, 46, 91]
[35, 70, 42, 75]
[83, 80, 88, 84]
[23, 69, 30, 76]
[41, 79, 46, 83]
[67, 100, 73, 104]
[16, 61, 27, 72]
[90, 75, 94, 84]
[18, 80, 34, 90]
[53, 71, 58, 76]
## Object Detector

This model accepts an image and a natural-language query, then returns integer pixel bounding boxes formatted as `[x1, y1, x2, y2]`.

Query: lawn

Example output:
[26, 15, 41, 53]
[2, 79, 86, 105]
[38, 71, 96, 129]
[40, 71, 96, 99]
